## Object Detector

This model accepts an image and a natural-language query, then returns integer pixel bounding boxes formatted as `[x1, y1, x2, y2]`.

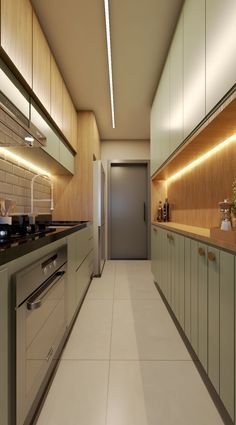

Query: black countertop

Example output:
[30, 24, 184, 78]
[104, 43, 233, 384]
[0, 222, 90, 267]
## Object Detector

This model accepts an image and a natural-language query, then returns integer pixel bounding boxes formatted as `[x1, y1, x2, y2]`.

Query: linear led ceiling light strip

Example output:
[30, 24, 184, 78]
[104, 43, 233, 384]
[167, 133, 236, 183]
[104, 0, 115, 128]
[0, 147, 51, 177]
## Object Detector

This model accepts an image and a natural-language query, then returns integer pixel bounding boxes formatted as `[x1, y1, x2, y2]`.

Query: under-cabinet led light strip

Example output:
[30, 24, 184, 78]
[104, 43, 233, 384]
[167, 133, 236, 183]
[104, 0, 115, 128]
[0, 148, 51, 177]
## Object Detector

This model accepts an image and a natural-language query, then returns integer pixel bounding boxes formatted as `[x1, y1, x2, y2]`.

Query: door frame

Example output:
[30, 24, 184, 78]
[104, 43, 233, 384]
[107, 159, 150, 260]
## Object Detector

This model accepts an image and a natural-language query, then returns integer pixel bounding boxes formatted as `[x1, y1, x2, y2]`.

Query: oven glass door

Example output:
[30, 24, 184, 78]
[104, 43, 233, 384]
[16, 264, 67, 425]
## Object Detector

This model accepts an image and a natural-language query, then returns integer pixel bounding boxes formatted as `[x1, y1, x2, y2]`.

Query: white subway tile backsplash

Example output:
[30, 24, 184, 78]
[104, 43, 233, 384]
[0, 157, 53, 214]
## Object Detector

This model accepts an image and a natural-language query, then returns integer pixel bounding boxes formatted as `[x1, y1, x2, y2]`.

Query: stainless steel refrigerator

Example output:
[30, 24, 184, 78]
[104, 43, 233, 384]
[93, 160, 105, 276]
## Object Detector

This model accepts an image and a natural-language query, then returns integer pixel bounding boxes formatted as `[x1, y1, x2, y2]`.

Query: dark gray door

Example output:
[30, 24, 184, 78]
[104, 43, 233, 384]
[110, 163, 148, 259]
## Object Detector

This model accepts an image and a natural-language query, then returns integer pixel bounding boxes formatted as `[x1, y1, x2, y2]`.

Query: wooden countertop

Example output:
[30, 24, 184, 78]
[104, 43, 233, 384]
[152, 221, 236, 254]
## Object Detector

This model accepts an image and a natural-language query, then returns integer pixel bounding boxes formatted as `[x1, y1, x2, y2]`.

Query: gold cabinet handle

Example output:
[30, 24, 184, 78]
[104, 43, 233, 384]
[153, 227, 157, 232]
[167, 233, 170, 239]
[169, 234, 174, 241]
[198, 247, 205, 256]
[208, 251, 216, 262]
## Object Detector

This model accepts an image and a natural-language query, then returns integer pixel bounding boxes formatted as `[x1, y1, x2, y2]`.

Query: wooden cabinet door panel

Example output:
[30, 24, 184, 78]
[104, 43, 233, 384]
[50, 55, 63, 131]
[1, 0, 33, 87]
[32, 12, 51, 111]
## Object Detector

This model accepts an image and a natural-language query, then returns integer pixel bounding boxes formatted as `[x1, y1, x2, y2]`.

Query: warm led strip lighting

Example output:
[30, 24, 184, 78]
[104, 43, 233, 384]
[104, 0, 115, 128]
[167, 133, 236, 183]
[0, 148, 51, 177]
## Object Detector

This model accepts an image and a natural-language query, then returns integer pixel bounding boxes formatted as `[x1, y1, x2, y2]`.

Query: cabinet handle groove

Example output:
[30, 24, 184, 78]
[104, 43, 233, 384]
[198, 247, 205, 256]
[208, 251, 216, 262]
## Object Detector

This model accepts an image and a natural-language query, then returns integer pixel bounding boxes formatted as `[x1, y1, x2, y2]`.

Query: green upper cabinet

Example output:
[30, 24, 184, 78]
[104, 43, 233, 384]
[1, 0, 33, 87]
[169, 12, 183, 155]
[206, 0, 236, 114]
[150, 56, 170, 176]
[183, 0, 205, 139]
[159, 57, 170, 166]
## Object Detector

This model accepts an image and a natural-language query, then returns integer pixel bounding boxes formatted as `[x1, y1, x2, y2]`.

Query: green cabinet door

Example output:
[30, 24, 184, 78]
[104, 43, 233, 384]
[179, 235, 185, 329]
[208, 246, 220, 392]
[198, 242, 208, 372]
[169, 12, 183, 154]
[184, 237, 191, 340]
[183, 0, 205, 138]
[0, 268, 8, 425]
[151, 225, 158, 282]
[219, 251, 234, 420]
[190, 239, 198, 354]
[206, 0, 236, 114]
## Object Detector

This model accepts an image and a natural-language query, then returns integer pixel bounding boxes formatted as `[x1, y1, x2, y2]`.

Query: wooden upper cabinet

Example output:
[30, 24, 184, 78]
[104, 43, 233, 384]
[1, 0, 33, 87]
[62, 82, 77, 151]
[32, 12, 51, 111]
[50, 54, 63, 131]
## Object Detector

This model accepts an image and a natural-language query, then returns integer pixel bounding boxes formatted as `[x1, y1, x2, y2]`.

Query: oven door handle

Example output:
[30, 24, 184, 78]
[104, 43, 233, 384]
[27, 270, 65, 311]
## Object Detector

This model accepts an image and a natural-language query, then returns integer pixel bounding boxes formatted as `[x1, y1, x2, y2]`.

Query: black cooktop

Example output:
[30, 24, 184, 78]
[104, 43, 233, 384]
[0, 224, 57, 251]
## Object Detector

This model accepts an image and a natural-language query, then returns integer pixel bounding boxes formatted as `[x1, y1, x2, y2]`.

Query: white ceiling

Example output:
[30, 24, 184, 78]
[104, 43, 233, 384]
[31, 0, 184, 141]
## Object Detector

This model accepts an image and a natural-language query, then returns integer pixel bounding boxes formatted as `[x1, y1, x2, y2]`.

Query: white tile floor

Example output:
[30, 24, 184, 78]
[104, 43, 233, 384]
[36, 260, 224, 425]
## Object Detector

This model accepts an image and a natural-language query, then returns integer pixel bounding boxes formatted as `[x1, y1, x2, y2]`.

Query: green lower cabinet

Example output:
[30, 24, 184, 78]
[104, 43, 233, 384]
[184, 237, 191, 340]
[198, 243, 208, 372]
[179, 235, 185, 329]
[208, 246, 220, 393]
[219, 251, 234, 421]
[151, 226, 158, 280]
[170, 232, 179, 318]
[190, 239, 199, 354]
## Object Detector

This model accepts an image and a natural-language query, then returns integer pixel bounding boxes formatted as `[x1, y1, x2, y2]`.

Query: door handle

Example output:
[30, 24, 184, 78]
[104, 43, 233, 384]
[143, 202, 146, 222]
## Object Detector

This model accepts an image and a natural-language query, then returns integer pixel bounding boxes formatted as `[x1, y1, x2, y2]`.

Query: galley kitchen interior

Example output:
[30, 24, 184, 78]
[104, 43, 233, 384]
[1, 1, 236, 425]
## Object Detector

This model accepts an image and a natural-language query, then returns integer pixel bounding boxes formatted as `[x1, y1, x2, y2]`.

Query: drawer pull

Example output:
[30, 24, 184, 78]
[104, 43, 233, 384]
[208, 251, 216, 262]
[167, 233, 170, 239]
[153, 227, 157, 232]
[198, 247, 205, 256]
[169, 234, 174, 241]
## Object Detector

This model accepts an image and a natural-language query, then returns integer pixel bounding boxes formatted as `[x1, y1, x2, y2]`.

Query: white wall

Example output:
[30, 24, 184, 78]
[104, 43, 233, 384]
[101, 140, 150, 258]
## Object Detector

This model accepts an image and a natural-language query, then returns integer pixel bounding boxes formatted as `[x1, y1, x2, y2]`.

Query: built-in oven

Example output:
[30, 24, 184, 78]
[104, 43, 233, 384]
[14, 245, 67, 425]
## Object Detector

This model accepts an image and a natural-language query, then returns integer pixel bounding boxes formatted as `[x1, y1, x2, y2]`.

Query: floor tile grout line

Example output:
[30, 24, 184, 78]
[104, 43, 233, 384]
[105, 261, 116, 425]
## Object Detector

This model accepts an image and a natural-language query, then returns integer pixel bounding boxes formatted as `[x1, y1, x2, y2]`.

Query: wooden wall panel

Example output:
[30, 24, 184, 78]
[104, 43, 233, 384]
[53, 111, 101, 221]
[164, 141, 236, 228]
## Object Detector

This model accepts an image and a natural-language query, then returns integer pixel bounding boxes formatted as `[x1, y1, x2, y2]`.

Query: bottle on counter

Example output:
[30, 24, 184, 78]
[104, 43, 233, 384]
[163, 198, 169, 222]
[157, 201, 163, 222]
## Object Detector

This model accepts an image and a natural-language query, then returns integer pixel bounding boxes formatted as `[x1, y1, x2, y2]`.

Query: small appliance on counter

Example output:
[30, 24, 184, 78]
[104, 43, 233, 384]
[219, 199, 233, 231]
[210, 198, 236, 243]
[157, 201, 163, 222]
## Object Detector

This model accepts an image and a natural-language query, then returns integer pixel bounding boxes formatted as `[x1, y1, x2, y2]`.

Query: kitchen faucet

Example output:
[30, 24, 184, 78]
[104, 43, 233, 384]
[29, 173, 54, 223]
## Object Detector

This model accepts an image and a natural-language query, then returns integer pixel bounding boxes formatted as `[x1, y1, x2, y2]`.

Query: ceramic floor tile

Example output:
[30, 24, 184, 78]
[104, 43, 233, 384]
[107, 361, 224, 425]
[62, 300, 113, 359]
[114, 273, 160, 300]
[36, 360, 109, 425]
[87, 275, 115, 299]
[111, 300, 190, 360]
